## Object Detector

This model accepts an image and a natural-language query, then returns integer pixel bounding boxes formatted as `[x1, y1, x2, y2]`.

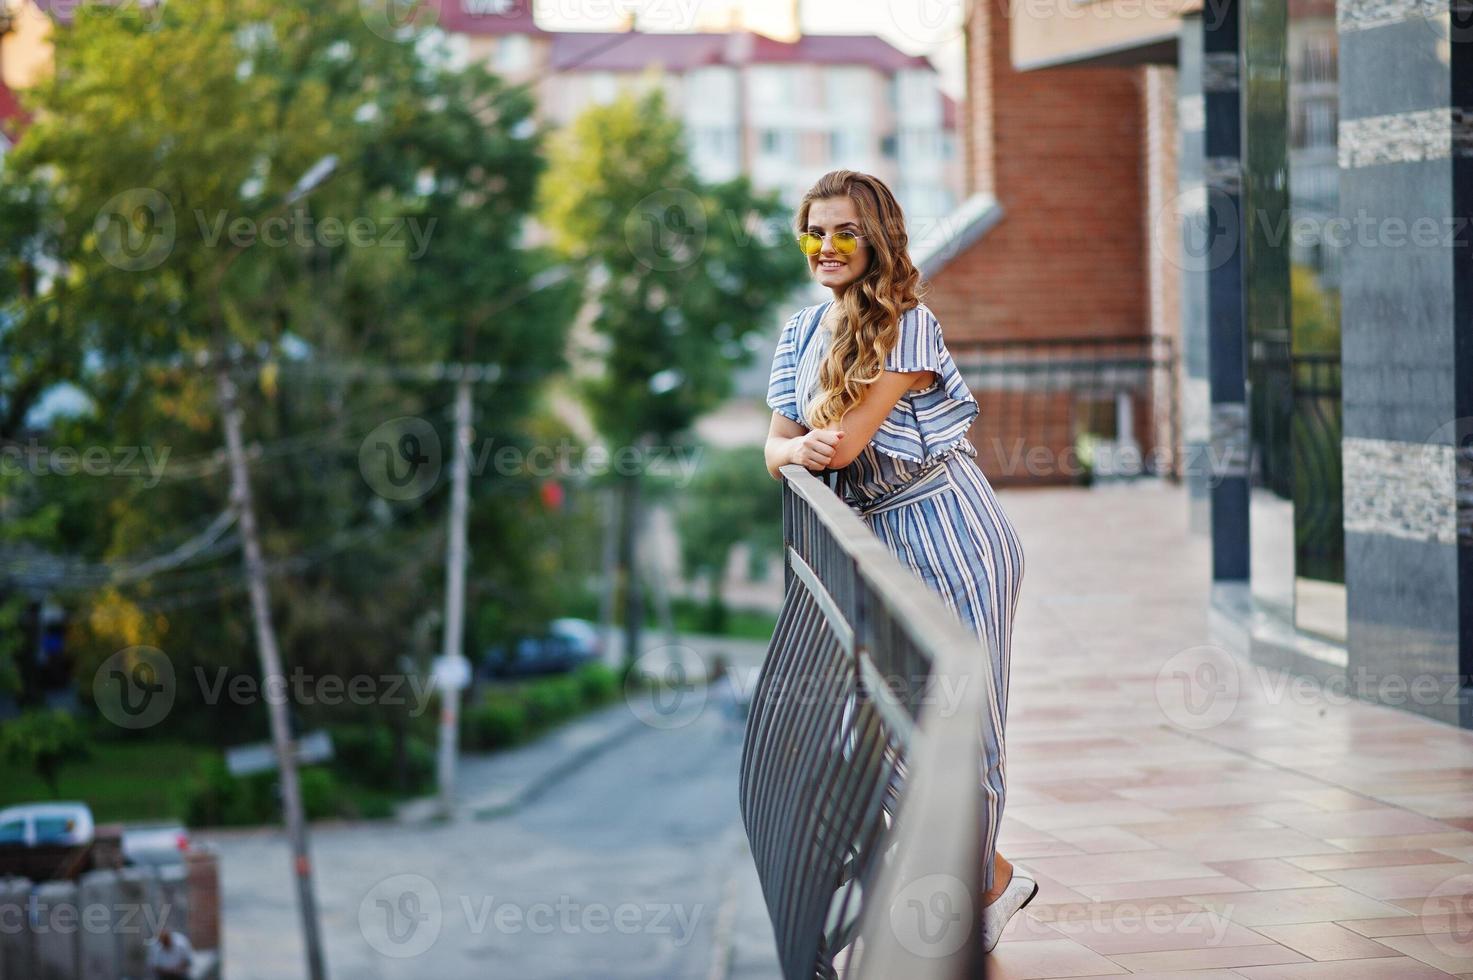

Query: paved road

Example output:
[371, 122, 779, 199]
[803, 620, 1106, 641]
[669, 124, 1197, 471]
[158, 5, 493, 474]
[199, 638, 779, 980]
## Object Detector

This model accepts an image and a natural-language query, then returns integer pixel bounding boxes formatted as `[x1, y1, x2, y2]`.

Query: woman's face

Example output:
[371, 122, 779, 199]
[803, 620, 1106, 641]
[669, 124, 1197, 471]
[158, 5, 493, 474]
[804, 195, 870, 297]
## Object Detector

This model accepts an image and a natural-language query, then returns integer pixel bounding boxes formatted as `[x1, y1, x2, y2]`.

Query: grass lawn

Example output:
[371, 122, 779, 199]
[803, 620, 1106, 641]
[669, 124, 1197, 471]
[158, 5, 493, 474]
[0, 739, 210, 824]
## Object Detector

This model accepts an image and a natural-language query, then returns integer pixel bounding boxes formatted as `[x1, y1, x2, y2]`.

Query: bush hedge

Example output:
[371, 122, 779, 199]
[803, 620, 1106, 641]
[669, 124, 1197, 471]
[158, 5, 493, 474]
[461, 663, 622, 752]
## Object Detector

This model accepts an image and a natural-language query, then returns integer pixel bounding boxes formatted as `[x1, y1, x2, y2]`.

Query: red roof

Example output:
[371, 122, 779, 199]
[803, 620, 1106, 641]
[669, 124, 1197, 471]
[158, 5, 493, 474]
[547, 29, 933, 74]
[432, 0, 548, 36]
[749, 33, 931, 72]
[549, 31, 729, 72]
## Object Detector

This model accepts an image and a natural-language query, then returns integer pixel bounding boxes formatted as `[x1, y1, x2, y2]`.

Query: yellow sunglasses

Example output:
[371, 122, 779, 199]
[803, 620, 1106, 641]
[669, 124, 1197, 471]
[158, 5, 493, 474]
[796, 230, 867, 256]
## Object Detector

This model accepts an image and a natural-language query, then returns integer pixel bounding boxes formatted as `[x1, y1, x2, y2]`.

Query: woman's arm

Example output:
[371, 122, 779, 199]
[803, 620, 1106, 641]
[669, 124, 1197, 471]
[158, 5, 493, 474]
[822, 369, 934, 470]
[766, 411, 845, 480]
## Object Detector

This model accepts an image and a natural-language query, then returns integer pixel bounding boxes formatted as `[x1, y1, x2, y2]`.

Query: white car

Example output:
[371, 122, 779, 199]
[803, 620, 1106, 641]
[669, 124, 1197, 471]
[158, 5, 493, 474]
[0, 801, 95, 848]
[0, 803, 190, 865]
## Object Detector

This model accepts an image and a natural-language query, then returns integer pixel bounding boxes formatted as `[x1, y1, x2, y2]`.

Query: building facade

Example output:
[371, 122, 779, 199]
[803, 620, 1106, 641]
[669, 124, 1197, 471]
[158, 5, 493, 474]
[934, 0, 1470, 727]
[435, 0, 963, 224]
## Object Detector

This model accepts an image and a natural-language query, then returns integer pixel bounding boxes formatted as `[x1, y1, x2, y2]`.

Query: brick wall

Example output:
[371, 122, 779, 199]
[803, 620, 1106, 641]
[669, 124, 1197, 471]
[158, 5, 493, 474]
[929, 0, 1148, 344]
[935, 0, 1168, 483]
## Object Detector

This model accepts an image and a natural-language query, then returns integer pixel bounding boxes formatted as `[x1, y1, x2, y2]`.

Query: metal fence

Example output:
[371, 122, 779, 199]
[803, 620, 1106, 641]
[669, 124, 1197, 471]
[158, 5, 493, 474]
[949, 335, 1179, 485]
[1251, 334, 1344, 584]
[738, 464, 996, 979]
[0, 859, 219, 980]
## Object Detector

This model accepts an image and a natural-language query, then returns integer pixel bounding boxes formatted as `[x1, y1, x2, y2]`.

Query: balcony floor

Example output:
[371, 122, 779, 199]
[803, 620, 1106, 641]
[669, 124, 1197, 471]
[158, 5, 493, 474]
[987, 481, 1473, 979]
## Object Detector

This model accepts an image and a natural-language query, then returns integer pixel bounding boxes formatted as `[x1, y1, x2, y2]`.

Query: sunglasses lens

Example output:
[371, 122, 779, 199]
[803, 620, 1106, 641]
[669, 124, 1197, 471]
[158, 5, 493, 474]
[797, 234, 821, 255]
[833, 232, 858, 254]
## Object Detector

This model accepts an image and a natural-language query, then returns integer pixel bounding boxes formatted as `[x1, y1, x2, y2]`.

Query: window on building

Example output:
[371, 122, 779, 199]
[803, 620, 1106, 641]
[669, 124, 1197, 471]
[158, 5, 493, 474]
[760, 128, 797, 162]
[497, 34, 531, 73]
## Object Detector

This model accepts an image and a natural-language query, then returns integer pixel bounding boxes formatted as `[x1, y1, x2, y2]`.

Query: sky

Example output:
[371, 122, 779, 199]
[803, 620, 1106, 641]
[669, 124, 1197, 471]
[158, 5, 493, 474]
[533, 0, 968, 98]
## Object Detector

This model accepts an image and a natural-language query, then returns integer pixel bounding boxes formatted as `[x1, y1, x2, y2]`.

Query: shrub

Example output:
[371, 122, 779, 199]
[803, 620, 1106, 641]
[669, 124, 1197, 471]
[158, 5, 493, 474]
[328, 724, 434, 794]
[463, 695, 528, 751]
[297, 767, 340, 820]
[184, 758, 342, 827]
[573, 663, 618, 705]
[0, 710, 90, 796]
[523, 676, 581, 727]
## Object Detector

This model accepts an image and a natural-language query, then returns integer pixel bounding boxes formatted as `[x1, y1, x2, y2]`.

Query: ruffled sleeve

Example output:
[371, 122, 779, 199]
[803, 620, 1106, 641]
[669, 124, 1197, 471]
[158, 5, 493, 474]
[871, 304, 979, 465]
[765, 308, 806, 426]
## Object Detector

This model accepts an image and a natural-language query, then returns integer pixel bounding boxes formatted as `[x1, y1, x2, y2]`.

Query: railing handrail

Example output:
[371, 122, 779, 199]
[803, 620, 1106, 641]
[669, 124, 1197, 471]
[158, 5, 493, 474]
[741, 464, 997, 978]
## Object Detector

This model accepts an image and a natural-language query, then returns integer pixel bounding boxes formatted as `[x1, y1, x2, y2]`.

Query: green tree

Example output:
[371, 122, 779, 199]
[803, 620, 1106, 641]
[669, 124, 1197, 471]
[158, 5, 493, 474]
[538, 81, 804, 663]
[0, 710, 90, 796]
[0, 0, 581, 773]
[674, 447, 783, 633]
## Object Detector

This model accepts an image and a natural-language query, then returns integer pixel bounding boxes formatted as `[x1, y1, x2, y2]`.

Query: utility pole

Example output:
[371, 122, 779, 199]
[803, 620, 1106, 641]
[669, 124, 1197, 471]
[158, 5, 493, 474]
[216, 364, 327, 980]
[436, 375, 473, 816]
[207, 153, 336, 980]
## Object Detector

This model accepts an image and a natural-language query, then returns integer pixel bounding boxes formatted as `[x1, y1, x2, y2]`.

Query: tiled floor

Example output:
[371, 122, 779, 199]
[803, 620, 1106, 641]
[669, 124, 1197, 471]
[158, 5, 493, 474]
[985, 482, 1473, 979]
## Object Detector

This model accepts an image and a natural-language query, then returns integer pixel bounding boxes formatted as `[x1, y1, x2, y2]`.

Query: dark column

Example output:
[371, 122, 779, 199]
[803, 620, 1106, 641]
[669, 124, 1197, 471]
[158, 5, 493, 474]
[1337, 0, 1473, 725]
[1204, 0, 1251, 581]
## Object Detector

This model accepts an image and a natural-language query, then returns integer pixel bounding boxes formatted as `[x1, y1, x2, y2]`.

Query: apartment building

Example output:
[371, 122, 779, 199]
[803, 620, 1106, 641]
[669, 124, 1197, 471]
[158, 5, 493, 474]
[436, 0, 962, 223]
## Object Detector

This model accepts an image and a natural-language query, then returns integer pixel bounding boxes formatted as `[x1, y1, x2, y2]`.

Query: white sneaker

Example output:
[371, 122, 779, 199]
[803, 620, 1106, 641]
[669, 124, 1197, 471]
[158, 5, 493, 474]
[980, 871, 1038, 953]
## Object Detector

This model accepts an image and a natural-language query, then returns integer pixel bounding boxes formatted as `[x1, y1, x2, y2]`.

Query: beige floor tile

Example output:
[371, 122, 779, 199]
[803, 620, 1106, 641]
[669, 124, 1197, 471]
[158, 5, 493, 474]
[1076, 876, 1255, 903]
[1063, 973, 1246, 980]
[1323, 833, 1473, 853]
[1104, 942, 1311, 972]
[1023, 851, 1220, 887]
[1234, 957, 1463, 978]
[1372, 933, 1473, 975]
[1273, 808, 1459, 840]
[1252, 922, 1401, 961]
[1203, 859, 1334, 890]
[988, 937, 1128, 979]
[1316, 863, 1473, 901]
[1141, 829, 1341, 862]
[1184, 886, 1405, 926]
[1046, 825, 1158, 854]
[1006, 801, 1177, 831]
[1045, 908, 1269, 956]
[1286, 849, 1464, 871]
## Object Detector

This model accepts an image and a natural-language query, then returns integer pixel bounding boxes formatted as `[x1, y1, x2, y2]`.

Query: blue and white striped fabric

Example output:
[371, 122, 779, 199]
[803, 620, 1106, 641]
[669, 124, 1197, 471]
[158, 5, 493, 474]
[766, 299, 981, 505]
[764, 298, 1026, 896]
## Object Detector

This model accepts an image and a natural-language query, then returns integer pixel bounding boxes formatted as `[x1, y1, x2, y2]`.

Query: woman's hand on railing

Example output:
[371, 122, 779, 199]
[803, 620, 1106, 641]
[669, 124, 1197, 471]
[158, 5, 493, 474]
[790, 429, 844, 473]
[765, 411, 844, 479]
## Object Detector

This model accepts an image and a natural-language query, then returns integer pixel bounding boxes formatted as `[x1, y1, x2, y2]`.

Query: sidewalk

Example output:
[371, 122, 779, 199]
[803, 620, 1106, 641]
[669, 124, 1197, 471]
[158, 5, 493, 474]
[397, 632, 771, 825]
[987, 481, 1473, 979]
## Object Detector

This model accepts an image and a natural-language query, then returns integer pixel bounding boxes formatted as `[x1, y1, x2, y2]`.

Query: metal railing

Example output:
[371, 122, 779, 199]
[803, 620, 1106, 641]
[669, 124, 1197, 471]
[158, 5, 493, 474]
[1250, 333, 1344, 583]
[738, 464, 996, 979]
[948, 335, 1179, 484]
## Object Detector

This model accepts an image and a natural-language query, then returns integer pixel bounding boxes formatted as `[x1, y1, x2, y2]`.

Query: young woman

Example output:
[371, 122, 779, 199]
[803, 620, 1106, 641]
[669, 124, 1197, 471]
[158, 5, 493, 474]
[762, 169, 1035, 952]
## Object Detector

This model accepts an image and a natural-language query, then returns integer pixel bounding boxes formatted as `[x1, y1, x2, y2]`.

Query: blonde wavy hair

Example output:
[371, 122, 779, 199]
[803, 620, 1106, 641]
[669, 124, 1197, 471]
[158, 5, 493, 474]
[799, 170, 924, 431]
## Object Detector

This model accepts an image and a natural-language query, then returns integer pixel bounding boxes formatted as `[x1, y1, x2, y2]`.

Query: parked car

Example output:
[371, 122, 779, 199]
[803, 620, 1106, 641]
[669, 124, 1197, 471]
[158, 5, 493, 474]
[480, 618, 603, 679]
[0, 801, 94, 847]
[121, 821, 192, 866]
[0, 802, 188, 864]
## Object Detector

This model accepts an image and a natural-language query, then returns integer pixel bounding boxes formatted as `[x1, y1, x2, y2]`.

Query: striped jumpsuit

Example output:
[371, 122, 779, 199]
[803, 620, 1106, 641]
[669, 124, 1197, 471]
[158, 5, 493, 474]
[766, 299, 1025, 894]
